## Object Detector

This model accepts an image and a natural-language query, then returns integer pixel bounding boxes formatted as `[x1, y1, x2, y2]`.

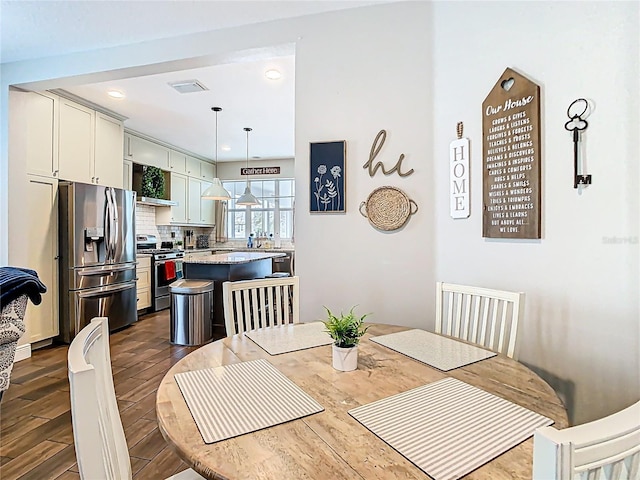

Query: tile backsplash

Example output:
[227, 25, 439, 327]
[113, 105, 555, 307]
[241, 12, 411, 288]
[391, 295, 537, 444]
[134, 204, 293, 249]
[135, 204, 214, 247]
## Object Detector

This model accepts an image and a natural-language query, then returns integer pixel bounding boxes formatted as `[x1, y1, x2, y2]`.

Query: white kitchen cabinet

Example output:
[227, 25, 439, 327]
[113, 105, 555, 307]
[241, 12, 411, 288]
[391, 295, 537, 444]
[200, 161, 215, 182]
[58, 98, 94, 184]
[156, 172, 187, 225]
[186, 155, 200, 177]
[156, 175, 215, 226]
[124, 133, 170, 169]
[200, 180, 215, 224]
[169, 150, 187, 174]
[123, 159, 133, 190]
[188, 177, 202, 224]
[26, 175, 59, 343]
[189, 178, 216, 225]
[58, 98, 124, 187]
[22, 91, 59, 179]
[94, 112, 124, 187]
[136, 255, 152, 310]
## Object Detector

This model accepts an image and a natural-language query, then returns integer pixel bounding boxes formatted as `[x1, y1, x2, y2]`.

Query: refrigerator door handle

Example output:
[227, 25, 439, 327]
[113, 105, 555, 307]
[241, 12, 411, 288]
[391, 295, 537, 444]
[78, 264, 137, 276]
[77, 281, 136, 298]
[105, 187, 118, 262]
[104, 188, 113, 261]
[110, 187, 119, 250]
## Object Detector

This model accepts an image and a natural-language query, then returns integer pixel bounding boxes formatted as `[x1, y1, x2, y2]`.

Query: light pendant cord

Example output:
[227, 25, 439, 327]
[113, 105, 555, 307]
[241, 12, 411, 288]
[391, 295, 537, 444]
[244, 127, 252, 187]
[212, 107, 222, 163]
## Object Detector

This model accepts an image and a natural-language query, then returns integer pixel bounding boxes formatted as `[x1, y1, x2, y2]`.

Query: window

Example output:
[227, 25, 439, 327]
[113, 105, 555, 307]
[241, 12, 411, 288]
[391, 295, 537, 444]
[223, 179, 295, 240]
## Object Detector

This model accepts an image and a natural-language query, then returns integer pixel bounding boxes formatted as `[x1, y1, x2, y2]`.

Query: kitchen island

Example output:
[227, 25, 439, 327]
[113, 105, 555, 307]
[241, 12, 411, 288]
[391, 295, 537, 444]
[183, 252, 286, 338]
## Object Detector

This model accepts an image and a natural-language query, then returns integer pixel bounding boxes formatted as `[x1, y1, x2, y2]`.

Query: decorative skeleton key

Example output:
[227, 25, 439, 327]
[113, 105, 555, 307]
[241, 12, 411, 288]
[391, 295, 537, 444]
[564, 98, 592, 188]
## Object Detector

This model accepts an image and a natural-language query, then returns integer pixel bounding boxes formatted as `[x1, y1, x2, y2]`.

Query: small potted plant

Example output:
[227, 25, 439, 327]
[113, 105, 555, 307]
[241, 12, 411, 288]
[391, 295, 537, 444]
[323, 306, 370, 372]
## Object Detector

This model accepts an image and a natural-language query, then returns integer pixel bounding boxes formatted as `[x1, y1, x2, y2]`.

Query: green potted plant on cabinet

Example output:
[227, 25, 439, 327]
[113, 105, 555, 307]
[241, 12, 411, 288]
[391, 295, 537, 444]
[323, 306, 370, 372]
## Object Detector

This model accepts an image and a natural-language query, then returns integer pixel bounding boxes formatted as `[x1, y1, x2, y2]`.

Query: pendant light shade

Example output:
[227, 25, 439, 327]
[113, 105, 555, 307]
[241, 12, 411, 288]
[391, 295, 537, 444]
[236, 127, 260, 206]
[201, 107, 231, 200]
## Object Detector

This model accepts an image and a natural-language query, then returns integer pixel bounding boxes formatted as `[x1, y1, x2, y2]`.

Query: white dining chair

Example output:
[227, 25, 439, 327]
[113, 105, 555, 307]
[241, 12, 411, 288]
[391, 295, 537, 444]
[533, 400, 640, 480]
[435, 282, 525, 359]
[67, 317, 205, 480]
[223, 276, 299, 335]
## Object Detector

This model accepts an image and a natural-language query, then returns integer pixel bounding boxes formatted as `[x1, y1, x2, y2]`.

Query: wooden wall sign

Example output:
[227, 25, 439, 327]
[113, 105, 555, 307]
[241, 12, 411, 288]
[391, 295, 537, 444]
[241, 166, 281, 175]
[482, 68, 541, 239]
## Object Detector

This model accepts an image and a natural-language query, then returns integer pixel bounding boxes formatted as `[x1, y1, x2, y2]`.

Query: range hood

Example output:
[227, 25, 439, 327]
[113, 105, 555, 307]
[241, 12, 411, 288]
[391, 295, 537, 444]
[136, 196, 177, 207]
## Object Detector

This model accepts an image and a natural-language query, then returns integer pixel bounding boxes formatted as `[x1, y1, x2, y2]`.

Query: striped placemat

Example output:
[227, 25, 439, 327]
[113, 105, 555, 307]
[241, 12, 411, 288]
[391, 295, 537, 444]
[244, 321, 333, 355]
[349, 377, 553, 480]
[175, 359, 324, 444]
[370, 329, 496, 371]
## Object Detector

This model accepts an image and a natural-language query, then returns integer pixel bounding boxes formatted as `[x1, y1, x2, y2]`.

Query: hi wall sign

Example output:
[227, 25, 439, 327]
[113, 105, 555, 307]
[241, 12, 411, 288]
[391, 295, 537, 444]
[240, 167, 281, 175]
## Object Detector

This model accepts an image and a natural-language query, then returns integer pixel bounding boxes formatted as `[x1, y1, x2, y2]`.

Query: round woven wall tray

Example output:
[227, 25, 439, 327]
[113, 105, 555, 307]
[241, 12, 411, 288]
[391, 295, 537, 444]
[359, 186, 418, 231]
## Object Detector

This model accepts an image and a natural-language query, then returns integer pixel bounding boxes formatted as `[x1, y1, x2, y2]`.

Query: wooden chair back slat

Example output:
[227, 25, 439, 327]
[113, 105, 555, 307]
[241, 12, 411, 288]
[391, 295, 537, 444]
[533, 401, 640, 480]
[68, 317, 132, 480]
[435, 282, 525, 359]
[68, 318, 206, 480]
[223, 276, 300, 335]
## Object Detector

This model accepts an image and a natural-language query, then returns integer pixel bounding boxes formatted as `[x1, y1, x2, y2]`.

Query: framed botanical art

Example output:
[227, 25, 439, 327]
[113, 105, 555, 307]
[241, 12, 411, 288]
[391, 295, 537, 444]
[310, 140, 346, 213]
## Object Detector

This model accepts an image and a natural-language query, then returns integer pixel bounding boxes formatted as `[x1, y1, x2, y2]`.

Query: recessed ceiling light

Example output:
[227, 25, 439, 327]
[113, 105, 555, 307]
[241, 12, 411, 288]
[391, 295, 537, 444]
[265, 69, 282, 80]
[107, 90, 125, 99]
[220, 145, 231, 152]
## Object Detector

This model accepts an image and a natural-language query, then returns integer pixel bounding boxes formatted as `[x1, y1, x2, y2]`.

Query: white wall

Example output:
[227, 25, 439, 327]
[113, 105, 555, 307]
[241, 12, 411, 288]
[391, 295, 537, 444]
[294, 3, 435, 362]
[430, 1, 639, 424]
[1, 1, 637, 424]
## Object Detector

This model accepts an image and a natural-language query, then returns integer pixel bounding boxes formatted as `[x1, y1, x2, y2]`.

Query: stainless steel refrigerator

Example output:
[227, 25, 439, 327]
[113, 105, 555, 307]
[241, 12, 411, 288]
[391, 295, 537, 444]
[58, 182, 137, 343]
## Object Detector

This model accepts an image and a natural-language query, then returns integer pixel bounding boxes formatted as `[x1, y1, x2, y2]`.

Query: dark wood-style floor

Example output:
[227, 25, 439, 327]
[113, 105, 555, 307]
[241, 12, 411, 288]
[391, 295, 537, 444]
[0, 310, 206, 480]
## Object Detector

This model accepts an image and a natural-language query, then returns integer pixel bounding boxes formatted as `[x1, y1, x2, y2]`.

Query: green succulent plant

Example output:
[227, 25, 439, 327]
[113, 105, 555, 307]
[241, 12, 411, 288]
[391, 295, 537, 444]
[323, 306, 370, 348]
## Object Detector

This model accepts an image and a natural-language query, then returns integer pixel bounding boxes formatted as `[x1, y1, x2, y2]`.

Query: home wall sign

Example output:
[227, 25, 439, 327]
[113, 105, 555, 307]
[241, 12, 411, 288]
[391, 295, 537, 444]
[450, 122, 470, 219]
[240, 166, 281, 175]
[310, 141, 346, 213]
[482, 67, 541, 239]
[363, 130, 414, 178]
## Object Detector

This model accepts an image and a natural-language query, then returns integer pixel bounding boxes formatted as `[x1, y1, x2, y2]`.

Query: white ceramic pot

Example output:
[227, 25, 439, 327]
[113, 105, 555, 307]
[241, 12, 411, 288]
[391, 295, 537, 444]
[332, 344, 358, 371]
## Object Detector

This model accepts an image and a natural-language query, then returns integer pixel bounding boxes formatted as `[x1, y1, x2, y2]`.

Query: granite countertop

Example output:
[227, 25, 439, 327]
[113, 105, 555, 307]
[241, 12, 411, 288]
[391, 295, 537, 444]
[183, 251, 286, 264]
[180, 247, 295, 254]
[214, 248, 295, 253]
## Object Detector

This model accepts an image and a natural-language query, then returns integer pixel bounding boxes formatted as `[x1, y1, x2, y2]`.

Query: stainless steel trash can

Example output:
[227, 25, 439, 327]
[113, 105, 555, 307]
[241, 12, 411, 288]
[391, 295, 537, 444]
[169, 279, 213, 346]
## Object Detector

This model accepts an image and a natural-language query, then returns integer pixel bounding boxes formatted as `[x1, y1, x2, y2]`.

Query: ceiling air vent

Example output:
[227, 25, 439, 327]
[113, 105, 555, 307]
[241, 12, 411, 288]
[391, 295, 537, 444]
[168, 79, 209, 94]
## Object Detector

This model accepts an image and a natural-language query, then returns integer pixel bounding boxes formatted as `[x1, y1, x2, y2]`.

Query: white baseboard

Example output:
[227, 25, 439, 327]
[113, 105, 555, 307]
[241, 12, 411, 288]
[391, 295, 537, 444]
[14, 344, 31, 362]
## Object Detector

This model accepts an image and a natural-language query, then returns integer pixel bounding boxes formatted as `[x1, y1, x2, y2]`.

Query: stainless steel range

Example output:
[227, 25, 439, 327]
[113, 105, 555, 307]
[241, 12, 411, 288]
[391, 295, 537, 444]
[136, 235, 184, 312]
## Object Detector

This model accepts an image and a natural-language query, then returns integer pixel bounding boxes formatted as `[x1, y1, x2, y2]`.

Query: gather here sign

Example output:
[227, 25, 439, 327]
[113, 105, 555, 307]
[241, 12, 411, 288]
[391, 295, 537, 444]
[240, 167, 281, 175]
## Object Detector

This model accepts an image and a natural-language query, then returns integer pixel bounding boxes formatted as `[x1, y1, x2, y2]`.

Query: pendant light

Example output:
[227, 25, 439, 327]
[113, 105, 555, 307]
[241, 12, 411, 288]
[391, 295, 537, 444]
[236, 127, 260, 206]
[201, 107, 232, 200]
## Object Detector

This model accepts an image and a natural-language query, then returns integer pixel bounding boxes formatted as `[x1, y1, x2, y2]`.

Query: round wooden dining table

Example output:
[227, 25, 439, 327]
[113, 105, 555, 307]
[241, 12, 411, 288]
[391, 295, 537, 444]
[156, 323, 568, 480]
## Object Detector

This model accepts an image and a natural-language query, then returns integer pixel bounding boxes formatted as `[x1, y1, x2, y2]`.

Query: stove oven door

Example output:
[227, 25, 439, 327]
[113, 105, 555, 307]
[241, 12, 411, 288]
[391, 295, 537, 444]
[153, 258, 184, 311]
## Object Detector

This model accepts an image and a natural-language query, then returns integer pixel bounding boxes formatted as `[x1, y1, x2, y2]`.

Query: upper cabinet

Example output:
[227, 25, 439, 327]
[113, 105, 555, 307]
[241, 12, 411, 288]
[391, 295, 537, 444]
[186, 155, 200, 177]
[169, 150, 187, 174]
[23, 91, 59, 179]
[94, 113, 124, 188]
[23, 93, 124, 188]
[58, 99, 94, 184]
[155, 174, 215, 226]
[201, 161, 215, 182]
[124, 133, 170, 169]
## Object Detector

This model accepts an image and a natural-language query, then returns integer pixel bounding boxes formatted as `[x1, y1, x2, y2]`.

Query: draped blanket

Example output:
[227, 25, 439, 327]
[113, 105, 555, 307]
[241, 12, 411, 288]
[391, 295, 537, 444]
[0, 267, 47, 310]
[0, 267, 47, 396]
